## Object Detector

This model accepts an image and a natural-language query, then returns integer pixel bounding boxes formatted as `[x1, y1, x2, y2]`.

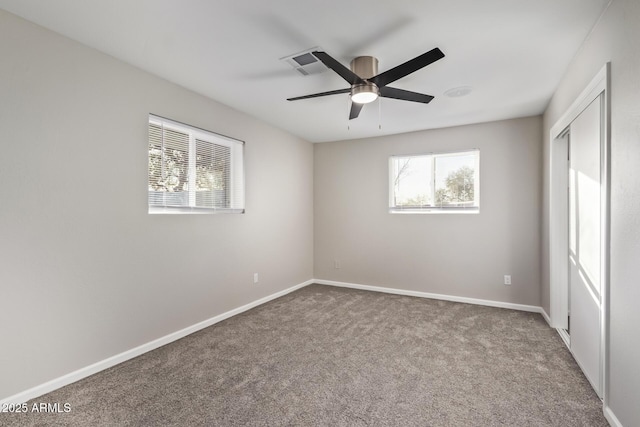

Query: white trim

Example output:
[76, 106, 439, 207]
[314, 279, 544, 314]
[550, 64, 608, 138]
[601, 63, 612, 408]
[0, 278, 567, 407]
[0, 279, 313, 405]
[540, 308, 552, 326]
[558, 327, 571, 349]
[549, 64, 608, 328]
[604, 405, 624, 427]
[549, 132, 569, 329]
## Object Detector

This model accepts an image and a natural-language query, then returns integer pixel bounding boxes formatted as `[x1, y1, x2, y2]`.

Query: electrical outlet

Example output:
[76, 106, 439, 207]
[334, 260, 341, 269]
[253, 273, 259, 284]
[504, 275, 512, 285]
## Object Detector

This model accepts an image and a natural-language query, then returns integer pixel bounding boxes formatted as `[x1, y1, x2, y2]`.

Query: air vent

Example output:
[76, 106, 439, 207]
[280, 47, 328, 76]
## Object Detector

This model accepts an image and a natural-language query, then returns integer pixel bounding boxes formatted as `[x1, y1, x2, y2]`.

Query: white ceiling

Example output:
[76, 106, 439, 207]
[0, 0, 610, 142]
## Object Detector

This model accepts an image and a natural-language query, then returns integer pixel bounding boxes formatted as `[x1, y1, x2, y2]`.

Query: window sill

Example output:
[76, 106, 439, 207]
[149, 206, 245, 214]
[389, 208, 479, 214]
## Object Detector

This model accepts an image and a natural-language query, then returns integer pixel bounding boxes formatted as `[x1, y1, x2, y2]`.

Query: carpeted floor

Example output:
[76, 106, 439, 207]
[2, 284, 607, 426]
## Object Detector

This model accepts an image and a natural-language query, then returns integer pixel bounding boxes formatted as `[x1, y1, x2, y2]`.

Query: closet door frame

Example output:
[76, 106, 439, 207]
[549, 62, 610, 400]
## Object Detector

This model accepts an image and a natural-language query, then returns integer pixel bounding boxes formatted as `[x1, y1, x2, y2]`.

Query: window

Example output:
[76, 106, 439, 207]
[148, 115, 244, 214]
[389, 149, 479, 213]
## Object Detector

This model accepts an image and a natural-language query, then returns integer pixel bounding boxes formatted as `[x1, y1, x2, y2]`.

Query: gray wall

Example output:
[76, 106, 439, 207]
[542, 0, 640, 425]
[0, 10, 313, 400]
[314, 117, 542, 306]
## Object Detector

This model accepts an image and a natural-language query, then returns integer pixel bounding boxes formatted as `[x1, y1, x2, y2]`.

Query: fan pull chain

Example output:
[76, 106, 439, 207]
[378, 98, 382, 130]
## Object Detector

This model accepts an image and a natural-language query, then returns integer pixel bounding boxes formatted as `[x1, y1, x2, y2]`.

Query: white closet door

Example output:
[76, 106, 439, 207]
[568, 95, 602, 397]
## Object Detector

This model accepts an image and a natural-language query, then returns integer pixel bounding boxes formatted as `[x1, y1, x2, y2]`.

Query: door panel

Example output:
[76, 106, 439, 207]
[568, 95, 602, 397]
[577, 171, 601, 295]
[570, 96, 602, 296]
[569, 256, 601, 394]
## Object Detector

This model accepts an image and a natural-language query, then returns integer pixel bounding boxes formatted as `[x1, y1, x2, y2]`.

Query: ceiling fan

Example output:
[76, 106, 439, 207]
[287, 47, 445, 120]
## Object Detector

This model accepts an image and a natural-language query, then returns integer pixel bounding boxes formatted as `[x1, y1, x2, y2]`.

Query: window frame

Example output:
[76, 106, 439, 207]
[388, 149, 480, 214]
[148, 114, 245, 214]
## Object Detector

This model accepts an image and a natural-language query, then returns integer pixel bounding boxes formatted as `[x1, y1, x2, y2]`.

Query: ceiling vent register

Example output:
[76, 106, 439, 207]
[281, 47, 328, 76]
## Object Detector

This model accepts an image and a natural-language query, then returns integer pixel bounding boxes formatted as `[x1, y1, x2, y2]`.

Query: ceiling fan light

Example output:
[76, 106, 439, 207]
[351, 83, 379, 104]
[351, 91, 378, 104]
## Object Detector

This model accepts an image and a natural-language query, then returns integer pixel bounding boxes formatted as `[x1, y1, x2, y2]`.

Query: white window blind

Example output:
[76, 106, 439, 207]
[389, 149, 479, 213]
[148, 115, 244, 214]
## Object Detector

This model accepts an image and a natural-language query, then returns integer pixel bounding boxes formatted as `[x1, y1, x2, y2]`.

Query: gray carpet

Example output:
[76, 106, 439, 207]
[2, 284, 607, 426]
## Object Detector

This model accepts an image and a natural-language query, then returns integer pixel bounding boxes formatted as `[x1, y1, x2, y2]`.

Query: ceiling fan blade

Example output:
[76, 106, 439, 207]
[380, 86, 434, 104]
[349, 102, 364, 120]
[312, 51, 364, 85]
[371, 47, 444, 88]
[287, 88, 350, 101]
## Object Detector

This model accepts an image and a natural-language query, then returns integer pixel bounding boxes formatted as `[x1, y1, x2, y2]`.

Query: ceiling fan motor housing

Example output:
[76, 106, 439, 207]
[350, 56, 379, 102]
[350, 56, 378, 79]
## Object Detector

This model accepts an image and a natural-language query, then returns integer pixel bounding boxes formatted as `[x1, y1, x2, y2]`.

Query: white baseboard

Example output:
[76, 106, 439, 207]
[540, 308, 552, 326]
[314, 279, 545, 314]
[0, 279, 314, 405]
[0, 278, 556, 406]
[604, 405, 624, 427]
